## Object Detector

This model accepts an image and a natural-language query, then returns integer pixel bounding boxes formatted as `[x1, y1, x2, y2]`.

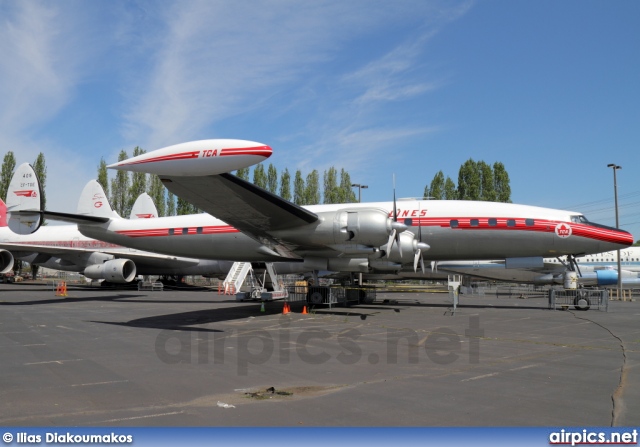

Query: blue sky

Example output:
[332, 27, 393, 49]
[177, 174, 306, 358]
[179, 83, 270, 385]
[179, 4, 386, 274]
[1, 1, 639, 241]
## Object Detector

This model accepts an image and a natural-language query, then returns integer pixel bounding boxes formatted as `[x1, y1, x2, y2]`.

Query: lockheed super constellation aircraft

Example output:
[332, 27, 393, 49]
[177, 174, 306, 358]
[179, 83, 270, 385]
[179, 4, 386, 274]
[10, 139, 634, 279]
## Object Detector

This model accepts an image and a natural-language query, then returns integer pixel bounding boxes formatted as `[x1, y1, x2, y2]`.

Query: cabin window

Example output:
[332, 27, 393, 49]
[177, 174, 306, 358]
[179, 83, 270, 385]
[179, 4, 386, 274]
[197, 227, 203, 234]
[470, 219, 479, 227]
[488, 218, 497, 227]
[507, 219, 516, 227]
[168, 228, 174, 235]
[525, 219, 534, 226]
[450, 220, 459, 228]
[182, 228, 189, 235]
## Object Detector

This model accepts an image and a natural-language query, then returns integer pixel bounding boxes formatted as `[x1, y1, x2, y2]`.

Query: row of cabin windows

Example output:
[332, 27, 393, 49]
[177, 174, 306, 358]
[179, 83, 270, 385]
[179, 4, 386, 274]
[449, 218, 536, 228]
[168, 227, 205, 235]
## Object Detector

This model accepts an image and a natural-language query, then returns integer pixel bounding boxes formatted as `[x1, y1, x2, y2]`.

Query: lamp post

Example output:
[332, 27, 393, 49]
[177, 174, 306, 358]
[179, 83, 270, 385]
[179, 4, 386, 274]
[607, 164, 622, 297]
[351, 183, 368, 203]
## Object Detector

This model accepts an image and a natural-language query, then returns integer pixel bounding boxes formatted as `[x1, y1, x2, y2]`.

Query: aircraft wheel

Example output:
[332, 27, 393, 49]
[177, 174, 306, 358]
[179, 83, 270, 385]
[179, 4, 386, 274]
[308, 291, 324, 305]
[574, 293, 590, 311]
[359, 289, 374, 304]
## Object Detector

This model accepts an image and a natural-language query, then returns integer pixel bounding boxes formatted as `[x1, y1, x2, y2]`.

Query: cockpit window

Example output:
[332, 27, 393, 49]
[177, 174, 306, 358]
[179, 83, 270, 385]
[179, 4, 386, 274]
[570, 215, 589, 223]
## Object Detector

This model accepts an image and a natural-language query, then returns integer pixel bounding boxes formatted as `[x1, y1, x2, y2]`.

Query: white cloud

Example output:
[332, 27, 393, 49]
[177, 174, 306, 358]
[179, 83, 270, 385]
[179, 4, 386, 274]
[121, 1, 470, 150]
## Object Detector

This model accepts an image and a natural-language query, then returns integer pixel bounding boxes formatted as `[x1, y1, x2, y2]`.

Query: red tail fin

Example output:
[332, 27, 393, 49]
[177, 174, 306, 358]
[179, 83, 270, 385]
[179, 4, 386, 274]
[0, 198, 7, 227]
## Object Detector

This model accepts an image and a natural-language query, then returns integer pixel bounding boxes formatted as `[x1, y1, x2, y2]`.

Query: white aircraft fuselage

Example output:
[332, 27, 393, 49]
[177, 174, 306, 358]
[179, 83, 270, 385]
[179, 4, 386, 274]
[76, 199, 632, 273]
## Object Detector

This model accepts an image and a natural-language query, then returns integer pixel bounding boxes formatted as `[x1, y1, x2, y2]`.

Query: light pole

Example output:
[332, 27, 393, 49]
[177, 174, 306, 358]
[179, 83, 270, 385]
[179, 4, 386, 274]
[351, 183, 368, 203]
[607, 163, 622, 297]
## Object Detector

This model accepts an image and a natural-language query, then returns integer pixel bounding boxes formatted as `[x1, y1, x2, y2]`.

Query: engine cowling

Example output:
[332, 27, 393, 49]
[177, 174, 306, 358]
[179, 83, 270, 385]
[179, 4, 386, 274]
[0, 249, 14, 274]
[84, 259, 137, 283]
[270, 208, 396, 248]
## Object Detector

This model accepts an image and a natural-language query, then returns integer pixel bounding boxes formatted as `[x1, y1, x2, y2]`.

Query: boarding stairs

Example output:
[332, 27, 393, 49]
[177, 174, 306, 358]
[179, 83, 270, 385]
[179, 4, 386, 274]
[222, 262, 252, 295]
[222, 261, 288, 301]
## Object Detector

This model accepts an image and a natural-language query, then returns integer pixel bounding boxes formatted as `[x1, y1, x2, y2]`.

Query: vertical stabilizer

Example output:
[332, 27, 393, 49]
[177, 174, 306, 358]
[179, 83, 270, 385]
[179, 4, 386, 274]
[130, 193, 159, 219]
[6, 163, 43, 234]
[76, 180, 120, 219]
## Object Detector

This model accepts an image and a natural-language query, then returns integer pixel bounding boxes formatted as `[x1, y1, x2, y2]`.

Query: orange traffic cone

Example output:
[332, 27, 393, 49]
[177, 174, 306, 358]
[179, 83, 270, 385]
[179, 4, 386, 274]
[302, 305, 308, 314]
[282, 302, 289, 314]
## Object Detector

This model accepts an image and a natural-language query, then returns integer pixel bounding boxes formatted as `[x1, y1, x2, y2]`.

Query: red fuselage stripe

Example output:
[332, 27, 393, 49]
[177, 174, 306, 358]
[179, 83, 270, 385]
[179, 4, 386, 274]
[113, 219, 632, 245]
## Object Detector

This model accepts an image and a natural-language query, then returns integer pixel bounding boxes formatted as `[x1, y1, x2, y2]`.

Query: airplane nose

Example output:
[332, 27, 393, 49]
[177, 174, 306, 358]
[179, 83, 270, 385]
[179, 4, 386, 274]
[583, 223, 634, 249]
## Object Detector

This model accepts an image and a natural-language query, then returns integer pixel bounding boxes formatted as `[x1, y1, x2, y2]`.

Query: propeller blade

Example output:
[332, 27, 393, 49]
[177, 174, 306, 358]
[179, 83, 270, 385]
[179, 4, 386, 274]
[420, 256, 425, 274]
[386, 229, 396, 258]
[413, 248, 420, 272]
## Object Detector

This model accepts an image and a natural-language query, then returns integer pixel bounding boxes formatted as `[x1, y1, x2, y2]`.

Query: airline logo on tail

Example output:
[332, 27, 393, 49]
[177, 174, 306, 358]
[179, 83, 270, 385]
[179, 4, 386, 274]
[14, 190, 38, 198]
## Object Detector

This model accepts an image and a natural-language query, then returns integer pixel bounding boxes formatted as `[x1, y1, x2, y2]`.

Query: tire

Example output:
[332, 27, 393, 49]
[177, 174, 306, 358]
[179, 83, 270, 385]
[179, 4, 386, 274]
[574, 293, 591, 311]
[308, 291, 324, 305]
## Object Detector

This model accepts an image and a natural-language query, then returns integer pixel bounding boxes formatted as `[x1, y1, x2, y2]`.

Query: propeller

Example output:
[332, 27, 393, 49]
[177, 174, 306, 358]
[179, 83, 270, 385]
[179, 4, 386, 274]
[412, 201, 429, 273]
[386, 174, 408, 258]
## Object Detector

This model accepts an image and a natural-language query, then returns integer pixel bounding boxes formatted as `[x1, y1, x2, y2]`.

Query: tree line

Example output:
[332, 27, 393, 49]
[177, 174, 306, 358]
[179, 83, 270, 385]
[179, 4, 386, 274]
[424, 159, 511, 202]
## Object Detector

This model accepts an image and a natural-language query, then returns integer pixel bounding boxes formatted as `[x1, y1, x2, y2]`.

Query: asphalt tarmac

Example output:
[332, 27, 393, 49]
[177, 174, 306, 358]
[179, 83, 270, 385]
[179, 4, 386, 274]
[1, 283, 639, 427]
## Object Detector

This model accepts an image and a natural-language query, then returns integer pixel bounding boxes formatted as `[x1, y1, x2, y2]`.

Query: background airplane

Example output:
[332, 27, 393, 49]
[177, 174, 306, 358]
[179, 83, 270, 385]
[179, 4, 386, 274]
[430, 247, 640, 287]
[0, 165, 257, 284]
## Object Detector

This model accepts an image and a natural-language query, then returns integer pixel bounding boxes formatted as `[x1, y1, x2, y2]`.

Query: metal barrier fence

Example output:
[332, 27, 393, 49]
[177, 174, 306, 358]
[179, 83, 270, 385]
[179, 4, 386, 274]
[286, 285, 377, 308]
[548, 289, 609, 312]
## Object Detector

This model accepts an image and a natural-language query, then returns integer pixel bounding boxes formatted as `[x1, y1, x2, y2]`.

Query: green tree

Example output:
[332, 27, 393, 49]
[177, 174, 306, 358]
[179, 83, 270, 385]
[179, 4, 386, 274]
[0, 151, 16, 201]
[267, 163, 278, 194]
[444, 176, 457, 200]
[323, 167, 340, 204]
[279, 168, 291, 201]
[97, 158, 110, 199]
[478, 161, 496, 201]
[177, 197, 198, 215]
[253, 163, 267, 189]
[147, 175, 166, 217]
[110, 150, 130, 216]
[457, 159, 481, 200]
[127, 147, 147, 216]
[166, 191, 176, 216]
[493, 162, 511, 203]
[305, 170, 320, 205]
[236, 167, 250, 181]
[293, 170, 305, 205]
[428, 171, 445, 200]
[338, 169, 357, 203]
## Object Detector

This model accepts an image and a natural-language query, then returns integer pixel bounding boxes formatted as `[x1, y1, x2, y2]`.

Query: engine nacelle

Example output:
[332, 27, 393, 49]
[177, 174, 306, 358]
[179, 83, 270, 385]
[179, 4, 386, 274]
[84, 259, 137, 283]
[0, 249, 14, 274]
[270, 208, 393, 248]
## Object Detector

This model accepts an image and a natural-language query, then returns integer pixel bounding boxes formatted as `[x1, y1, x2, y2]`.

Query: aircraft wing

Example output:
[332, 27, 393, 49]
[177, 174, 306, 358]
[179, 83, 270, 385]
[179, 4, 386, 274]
[159, 173, 318, 259]
[0, 242, 201, 268]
